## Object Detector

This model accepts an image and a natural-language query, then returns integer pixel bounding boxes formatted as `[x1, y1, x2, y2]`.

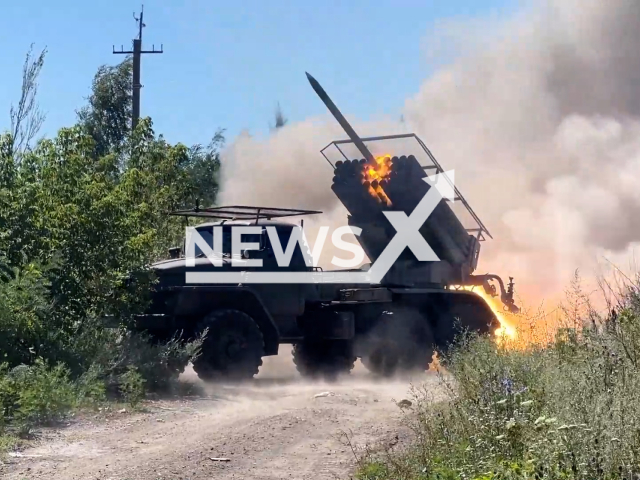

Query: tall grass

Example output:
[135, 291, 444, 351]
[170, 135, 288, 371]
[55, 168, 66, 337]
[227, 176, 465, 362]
[357, 273, 640, 480]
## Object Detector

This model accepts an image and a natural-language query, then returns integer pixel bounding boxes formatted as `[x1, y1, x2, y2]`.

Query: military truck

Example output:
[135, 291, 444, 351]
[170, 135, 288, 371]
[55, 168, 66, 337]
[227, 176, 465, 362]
[129, 73, 519, 381]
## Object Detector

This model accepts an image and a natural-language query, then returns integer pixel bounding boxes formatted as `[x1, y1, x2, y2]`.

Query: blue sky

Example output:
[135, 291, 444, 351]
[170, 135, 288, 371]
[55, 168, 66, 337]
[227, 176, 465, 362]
[0, 0, 518, 147]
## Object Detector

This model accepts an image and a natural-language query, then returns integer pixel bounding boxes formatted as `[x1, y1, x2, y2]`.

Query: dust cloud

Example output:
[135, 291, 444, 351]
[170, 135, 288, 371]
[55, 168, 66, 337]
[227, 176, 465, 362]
[219, 0, 640, 307]
[180, 345, 436, 404]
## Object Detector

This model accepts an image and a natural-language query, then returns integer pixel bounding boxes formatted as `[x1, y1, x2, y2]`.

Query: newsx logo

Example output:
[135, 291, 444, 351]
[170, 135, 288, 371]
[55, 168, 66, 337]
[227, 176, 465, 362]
[184, 171, 456, 284]
[186, 223, 366, 269]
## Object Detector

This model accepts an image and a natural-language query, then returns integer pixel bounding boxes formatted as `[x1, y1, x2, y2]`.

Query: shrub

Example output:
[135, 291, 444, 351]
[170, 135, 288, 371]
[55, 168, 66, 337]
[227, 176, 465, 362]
[0, 359, 104, 437]
[85, 328, 204, 395]
[119, 366, 145, 408]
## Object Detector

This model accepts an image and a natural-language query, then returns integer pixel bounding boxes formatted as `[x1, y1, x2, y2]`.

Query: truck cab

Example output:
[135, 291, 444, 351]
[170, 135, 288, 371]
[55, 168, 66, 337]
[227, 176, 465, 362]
[181, 219, 312, 272]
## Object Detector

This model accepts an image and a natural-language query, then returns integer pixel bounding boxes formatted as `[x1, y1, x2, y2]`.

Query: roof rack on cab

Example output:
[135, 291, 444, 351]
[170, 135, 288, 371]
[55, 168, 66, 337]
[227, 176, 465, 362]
[169, 203, 323, 224]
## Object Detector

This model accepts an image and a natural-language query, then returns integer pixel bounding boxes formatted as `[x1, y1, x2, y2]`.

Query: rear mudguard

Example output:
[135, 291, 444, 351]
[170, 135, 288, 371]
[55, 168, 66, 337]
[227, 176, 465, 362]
[389, 287, 500, 344]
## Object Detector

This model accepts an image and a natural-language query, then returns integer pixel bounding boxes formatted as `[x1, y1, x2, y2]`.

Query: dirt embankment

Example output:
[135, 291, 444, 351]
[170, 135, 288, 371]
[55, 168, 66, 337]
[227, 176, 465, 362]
[1, 346, 443, 480]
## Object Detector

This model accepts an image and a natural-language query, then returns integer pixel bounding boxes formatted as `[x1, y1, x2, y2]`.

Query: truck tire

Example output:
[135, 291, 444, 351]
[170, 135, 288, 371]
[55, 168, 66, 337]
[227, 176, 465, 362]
[292, 340, 356, 381]
[192, 309, 265, 382]
[361, 307, 434, 377]
[361, 340, 401, 377]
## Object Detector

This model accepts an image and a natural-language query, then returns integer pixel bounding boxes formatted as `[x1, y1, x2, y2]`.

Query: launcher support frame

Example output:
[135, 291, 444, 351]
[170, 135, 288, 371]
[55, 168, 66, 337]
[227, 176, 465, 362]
[321, 133, 492, 242]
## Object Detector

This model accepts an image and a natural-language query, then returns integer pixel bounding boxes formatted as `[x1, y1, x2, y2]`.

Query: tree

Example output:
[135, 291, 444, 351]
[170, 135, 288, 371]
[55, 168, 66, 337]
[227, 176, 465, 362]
[75, 57, 225, 208]
[8, 44, 47, 161]
[0, 116, 197, 368]
[184, 129, 225, 207]
[77, 57, 133, 157]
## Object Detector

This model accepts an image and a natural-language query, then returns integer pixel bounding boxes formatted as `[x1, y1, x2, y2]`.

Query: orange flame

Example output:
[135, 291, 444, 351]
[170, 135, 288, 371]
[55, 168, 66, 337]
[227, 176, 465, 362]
[362, 154, 393, 205]
[472, 288, 518, 342]
[451, 285, 519, 344]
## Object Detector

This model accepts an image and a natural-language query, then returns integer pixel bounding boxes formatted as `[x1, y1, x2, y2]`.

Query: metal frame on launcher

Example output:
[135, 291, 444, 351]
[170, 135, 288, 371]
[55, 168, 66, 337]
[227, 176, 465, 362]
[320, 132, 492, 243]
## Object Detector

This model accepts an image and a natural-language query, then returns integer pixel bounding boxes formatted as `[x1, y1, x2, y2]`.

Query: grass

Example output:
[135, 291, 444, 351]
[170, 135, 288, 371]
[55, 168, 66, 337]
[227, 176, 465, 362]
[355, 274, 640, 480]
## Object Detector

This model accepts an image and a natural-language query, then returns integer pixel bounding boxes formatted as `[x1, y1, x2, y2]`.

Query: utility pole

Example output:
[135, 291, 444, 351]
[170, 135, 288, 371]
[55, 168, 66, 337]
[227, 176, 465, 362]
[113, 5, 163, 131]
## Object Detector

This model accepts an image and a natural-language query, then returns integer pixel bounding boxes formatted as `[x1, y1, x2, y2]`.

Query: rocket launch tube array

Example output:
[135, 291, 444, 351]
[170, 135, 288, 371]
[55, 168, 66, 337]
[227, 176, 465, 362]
[331, 154, 474, 268]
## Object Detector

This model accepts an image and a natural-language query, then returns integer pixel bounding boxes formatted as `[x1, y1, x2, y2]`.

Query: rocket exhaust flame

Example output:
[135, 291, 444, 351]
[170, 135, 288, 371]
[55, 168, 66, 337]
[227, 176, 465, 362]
[451, 285, 519, 343]
[473, 289, 519, 342]
[362, 153, 393, 205]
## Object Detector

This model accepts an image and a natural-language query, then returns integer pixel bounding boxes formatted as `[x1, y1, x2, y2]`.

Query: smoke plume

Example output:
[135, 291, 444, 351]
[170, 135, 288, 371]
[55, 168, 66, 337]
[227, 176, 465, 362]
[219, 0, 640, 306]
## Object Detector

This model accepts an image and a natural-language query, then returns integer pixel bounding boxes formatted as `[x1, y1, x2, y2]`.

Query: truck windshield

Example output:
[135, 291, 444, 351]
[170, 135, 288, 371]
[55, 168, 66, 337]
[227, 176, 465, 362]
[193, 226, 261, 257]
[190, 224, 308, 267]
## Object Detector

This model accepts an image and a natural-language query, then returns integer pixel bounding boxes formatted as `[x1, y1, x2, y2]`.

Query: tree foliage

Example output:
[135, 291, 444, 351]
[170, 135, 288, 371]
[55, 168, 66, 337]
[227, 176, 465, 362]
[74, 57, 223, 206]
[0, 117, 198, 370]
[77, 57, 133, 157]
[0, 51, 224, 419]
[184, 129, 225, 207]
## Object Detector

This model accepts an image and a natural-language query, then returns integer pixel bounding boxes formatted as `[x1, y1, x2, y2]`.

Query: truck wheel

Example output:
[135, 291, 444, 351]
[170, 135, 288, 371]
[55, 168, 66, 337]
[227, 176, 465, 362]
[192, 309, 265, 382]
[361, 340, 401, 377]
[361, 307, 435, 377]
[292, 340, 355, 381]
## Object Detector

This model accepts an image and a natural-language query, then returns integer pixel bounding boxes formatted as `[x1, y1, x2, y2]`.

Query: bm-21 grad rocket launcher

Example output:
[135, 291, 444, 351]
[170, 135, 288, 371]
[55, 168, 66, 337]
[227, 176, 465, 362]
[307, 72, 519, 315]
[112, 72, 521, 385]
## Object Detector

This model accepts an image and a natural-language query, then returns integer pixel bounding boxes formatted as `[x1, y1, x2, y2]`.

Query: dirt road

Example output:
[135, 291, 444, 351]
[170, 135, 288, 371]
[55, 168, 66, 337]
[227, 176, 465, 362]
[1, 347, 442, 480]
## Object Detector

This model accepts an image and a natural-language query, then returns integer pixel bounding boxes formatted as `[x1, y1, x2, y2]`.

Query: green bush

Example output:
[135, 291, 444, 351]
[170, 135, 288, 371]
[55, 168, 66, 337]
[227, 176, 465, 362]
[0, 359, 104, 437]
[90, 328, 204, 395]
[119, 366, 145, 408]
[0, 262, 56, 368]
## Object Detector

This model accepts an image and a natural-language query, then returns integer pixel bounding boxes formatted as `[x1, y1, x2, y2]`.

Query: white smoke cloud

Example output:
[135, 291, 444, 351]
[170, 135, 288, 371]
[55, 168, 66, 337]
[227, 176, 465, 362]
[219, 0, 640, 305]
[218, 118, 408, 269]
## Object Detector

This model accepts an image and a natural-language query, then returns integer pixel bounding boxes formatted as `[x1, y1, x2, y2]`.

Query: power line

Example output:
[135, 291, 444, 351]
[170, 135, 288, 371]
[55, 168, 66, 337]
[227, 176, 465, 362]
[112, 5, 163, 131]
